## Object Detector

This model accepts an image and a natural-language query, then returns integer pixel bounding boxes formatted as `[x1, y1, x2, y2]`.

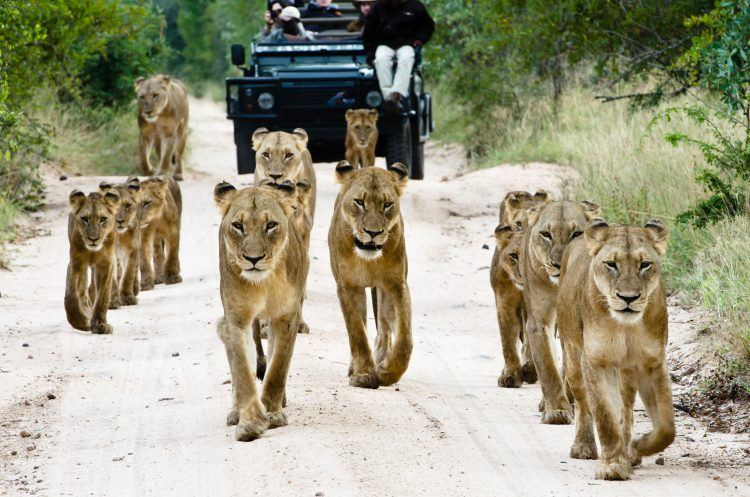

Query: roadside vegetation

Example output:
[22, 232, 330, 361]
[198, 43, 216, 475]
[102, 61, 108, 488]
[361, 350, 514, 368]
[428, 0, 750, 406]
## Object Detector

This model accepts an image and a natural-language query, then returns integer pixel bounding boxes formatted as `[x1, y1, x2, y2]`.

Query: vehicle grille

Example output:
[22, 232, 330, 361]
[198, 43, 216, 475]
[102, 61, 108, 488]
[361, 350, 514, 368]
[282, 87, 355, 107]
[282, 108, 346, 128]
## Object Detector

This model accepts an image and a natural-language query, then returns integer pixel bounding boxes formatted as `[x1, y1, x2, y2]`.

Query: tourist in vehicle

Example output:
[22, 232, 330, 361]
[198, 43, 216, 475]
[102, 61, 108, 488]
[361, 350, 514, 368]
[363, 0, 434, 113]
[262, 1, 287, 37]
[347, 0, 375, 32]
[260, 6, 315, 42]
[302, 0, 342, 33]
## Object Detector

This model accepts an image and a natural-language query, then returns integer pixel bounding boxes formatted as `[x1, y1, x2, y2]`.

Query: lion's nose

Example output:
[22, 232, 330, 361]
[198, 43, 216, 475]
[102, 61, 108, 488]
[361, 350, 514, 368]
[268, 172, 283, 181]
[243, 253, 266, 266]
[617, 293, 640, 304]
[88, 235, 100, 243]
[550, 261, 561, 270]
[364, 229, 383, 240]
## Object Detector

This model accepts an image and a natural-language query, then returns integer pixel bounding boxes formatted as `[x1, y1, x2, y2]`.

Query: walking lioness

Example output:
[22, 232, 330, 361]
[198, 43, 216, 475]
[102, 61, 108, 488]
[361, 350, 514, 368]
[557, 218, 674, 480]
[328, 161, 412, 388]
[345, 109, 378, 169]
[65, 189, 121, 334]
[214, 182, 308, 441]
[136, 75, 189, 180]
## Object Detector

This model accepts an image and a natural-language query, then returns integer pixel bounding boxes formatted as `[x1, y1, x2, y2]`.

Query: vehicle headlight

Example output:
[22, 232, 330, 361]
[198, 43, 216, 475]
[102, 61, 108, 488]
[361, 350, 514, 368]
[366, 90, 383, 108]
[257, 92, 275, 110]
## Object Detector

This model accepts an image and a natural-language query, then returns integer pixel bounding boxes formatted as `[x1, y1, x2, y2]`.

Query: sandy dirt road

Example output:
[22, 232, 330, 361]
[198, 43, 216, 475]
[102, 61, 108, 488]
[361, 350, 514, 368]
[1, 98, 749, 497]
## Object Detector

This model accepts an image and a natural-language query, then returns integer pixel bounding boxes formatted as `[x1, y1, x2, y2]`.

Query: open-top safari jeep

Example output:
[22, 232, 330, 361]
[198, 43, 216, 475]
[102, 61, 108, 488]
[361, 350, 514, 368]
[225, 3, 432, 179]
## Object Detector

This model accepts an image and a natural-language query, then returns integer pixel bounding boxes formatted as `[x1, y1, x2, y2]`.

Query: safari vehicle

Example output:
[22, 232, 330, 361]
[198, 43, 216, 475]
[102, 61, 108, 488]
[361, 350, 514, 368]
[225, 3, 432, 179]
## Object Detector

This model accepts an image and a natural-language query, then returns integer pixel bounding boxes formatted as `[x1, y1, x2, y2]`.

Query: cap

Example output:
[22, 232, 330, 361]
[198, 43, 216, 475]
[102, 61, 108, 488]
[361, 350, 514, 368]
[279, 6, 301, 20]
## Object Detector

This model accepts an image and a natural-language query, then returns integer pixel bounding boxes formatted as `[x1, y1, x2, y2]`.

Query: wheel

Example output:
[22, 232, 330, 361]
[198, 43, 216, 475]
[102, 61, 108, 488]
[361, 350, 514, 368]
[385, 117, 412, 171]
[410, 142, 424, 180]
[234, 125, 256, 174]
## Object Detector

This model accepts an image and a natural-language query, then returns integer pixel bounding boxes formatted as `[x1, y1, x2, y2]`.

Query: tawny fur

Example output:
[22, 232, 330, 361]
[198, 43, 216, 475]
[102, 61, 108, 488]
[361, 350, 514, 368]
[490, 190, 550, 388]
[64, 190, 121, 335]
[99, 178, 143, 308]
[557, 219, 675, 480]
[138, 176, 182, 290]
[136, 75, 189, 180]
[344, 109, 378, 169]
[328, 161, 412, 389]
[252, 128, 317, 334]
[214, 183, 308, 442]
[521, 200, 601, 424]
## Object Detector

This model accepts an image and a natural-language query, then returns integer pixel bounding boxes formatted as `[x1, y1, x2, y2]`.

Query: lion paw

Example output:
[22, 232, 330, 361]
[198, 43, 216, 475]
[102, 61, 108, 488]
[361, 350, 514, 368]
[570, 442, 598, 460]
[173, 173, 184, 182]
[268, 410, 288, 429]
[541, 409, 573, 425]
[256, 355, 267, 381]
[121, 294, 138, 306]
[498, 368, 523, 388]
[154, 275, 165, 285]
[91, 322, 113, 335]
[349, 372, 379, 389]
[235, 416, 269, 442]
[140, 279, 155, 291]
[628, 446, 643, 467]
[538, 398, 546, 412]
[226, 408, 239, 426]
[595, 460, 632, 481]
[297, 321, 310, 334]
[521, 362, 538, 384]
[109, 298, 122, 310]
[165, 273, 182, 285]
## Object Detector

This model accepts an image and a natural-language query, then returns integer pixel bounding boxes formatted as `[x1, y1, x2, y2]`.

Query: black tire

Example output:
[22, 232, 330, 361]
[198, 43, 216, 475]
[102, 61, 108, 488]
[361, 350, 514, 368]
[235, 127, 256, 175]
[385, 117, 412, 171]
[410, 142, 424, 180]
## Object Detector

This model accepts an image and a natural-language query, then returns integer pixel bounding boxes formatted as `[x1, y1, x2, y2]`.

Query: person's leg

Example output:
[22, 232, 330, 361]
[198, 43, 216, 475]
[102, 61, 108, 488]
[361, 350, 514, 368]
[391, 45, 415, 97]
[373, 45, 396, 98]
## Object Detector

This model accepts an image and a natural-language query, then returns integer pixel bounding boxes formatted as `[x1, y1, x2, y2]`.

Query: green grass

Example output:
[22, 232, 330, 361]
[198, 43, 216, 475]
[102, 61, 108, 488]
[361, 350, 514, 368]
[435, 84, 750, 390]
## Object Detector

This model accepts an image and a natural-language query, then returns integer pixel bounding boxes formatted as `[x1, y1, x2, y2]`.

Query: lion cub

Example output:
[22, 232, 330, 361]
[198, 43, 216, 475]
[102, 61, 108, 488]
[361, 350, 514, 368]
[65, 189, 121, 334]
[139, 176, 182, 290]
[135, 75, 189, 180]
[328, 161, 412, 389]
[491, 190, 550, 388]
[345, 109, 378, 169]
[557, 218, 675, 480]
[99, 178, 142, 307]
[214, 182, 308, 441]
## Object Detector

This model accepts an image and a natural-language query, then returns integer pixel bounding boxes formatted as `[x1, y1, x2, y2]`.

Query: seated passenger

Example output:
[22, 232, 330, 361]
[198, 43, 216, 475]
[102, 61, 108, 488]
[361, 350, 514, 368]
[260, 6, 315, 42]
[347, 0, 375, 33]
[301, 0, 342, 33]
[363, 0, 435, 113]
[262, 1, 287, 37]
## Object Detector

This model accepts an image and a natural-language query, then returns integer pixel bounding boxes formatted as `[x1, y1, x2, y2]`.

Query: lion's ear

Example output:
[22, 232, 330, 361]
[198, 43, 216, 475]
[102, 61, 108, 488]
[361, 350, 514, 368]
[368, 109, 378, 118]
[214, 182, 238, 215]
[526, 204, 545, 227]
[127, 178, 141, 192]
[99, 181, 114, 192]
[103, 189, 121, 208]
[291, 128, 309, 146]
[156, 74, 172, 89]
[644, 218, 669, 255]
[584, 218, 609, 254]
[506, 192, 523, 210]
[494, 224, 514, 248]
[580, 200, 601, 220]
[134, 77, 146, 90]
[69, 190, 86, 211]
[387, 162, 408, 190]
[345, 109, 355, 123]
[335, 160, 356, 183]
[252, 127, 270, 151]
[533, 190, 549, 202]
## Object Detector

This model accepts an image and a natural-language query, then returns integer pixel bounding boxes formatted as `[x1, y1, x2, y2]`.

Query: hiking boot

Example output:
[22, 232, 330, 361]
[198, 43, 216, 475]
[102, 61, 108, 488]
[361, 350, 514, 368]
[384, 93, 405, 114]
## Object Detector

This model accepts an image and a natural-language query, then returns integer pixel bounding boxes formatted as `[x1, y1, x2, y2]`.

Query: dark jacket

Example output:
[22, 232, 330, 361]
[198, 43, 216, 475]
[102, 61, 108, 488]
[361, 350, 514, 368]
[362, 0, 434, 58]
[302, 2, 342, 31]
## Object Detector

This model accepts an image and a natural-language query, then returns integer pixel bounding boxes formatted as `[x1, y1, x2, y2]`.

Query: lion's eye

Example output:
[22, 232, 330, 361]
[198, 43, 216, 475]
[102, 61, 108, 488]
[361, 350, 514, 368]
[231, 221, 244, 232]
[80, 216, 89, 224]
[284, 152, 294, 160]
[99, 217, 108, 225]
[571, 230, 583, 240]
[354, 199, 364, 207]
[384, 201, 393, 211]
[143, 200, 152, 207]
[540, 231, 552, 240]
[266, 221, 278, 232]
[605, 261, 618, 271]
[509, 253, 519, 261]
[640, 262, 652, 271]
[515, 221, 523, 228]
[262, 151, 270, 159]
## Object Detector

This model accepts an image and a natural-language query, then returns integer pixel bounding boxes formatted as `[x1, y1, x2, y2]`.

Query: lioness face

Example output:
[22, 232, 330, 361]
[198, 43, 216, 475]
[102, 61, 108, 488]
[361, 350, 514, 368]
[527, 200, 600, 285]
[69, 190, 121, 252]
[495, 225, 524, 290]
[335, 161, 408, 260]
[139, 177, 169, 229]
[135, 76, 172, 123]
[214, 183, 294, 284]
[100, 179, 142, 234]
[346, 109, 378, 148]
[252, 128, 309, 185]
[586, 219, 669, 324]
